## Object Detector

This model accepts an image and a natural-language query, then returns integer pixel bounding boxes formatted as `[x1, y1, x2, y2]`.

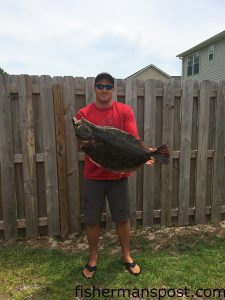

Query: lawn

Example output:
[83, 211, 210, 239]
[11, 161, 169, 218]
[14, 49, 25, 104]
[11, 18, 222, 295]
[0, 222, 225, 299]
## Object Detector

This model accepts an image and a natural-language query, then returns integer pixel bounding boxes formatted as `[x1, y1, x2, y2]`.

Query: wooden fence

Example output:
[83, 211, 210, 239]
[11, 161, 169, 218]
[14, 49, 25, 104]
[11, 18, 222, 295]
[0, 75, 225, 240]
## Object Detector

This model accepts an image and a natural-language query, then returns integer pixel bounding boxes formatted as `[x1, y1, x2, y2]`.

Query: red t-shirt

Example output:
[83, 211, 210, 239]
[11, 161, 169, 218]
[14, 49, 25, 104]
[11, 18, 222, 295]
[75, 100, 139, 180]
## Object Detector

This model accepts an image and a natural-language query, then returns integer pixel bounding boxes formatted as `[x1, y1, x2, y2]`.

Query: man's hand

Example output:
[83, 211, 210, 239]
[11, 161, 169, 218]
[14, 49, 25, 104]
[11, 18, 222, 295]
[145, 147, 157, 166]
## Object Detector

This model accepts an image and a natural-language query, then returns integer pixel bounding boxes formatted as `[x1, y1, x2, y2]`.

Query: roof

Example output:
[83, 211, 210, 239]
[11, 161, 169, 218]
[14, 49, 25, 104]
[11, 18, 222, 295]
[171, 75, 181, 80]
[126, 64, 172, 79]
[177, 30, 225, 58]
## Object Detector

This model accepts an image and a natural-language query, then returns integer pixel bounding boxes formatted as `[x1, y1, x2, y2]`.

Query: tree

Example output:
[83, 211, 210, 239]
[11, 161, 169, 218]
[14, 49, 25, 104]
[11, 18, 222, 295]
[0, 67, 8, 75]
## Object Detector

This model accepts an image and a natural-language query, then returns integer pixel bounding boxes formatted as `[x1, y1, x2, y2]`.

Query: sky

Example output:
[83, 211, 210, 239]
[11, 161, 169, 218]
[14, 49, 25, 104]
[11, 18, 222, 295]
[0, 0, 225, 78]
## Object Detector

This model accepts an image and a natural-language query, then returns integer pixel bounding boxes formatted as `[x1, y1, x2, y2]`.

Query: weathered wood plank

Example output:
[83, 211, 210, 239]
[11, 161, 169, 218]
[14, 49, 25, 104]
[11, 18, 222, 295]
[171, 80, 181, 217]
[39, 76, 60, 236]
[125, 78, 138, 228]
[211, 81, 225, 222]
[154, 93, 163, 213]
[18, 75, 39, 238]
[206, 93, 216, 210]
[9, 75, 25, 221]
[143, 80, 162, 227]
[136, 80, 144, 223]
[112, 78, 118, 101]
[172, 100, 180, 218]
[105, 77, 117, 230]
[32, 76, 46, 219]
[0, 75, 18, 239]
[161, 80, 175, 226]
[0, 166, 2, 221]
[189, 81, 200, 210]
[195, 80, 212, 224]
[85, 77, 95, 105]
[178, 80, 194, 225]
[52, 84, 69, 238]
[63, 76, 81, 232]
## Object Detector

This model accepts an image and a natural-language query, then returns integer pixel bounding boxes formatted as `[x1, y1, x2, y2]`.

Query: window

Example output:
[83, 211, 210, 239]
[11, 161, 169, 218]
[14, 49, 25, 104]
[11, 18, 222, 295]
[208, 45, 214, 61]
[187, 52, 199, 76]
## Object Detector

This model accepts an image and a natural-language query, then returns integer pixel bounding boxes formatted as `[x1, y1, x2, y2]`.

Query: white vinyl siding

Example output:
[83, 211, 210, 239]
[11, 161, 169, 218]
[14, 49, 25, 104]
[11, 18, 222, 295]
[182, 38, 225, 81]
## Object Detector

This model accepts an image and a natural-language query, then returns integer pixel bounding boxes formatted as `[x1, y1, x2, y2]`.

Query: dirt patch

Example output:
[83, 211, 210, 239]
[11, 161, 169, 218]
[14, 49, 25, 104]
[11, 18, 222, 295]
[1, 222, 225, 254]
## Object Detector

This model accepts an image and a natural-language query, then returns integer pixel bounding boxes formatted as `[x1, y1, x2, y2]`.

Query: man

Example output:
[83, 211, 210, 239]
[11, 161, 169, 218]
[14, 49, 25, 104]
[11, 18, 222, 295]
[75, 72, 155, 278]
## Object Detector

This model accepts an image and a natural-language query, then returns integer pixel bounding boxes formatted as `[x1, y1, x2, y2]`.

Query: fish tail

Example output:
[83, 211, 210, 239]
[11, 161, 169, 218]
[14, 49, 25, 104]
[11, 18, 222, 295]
[151, 144, 170, 165]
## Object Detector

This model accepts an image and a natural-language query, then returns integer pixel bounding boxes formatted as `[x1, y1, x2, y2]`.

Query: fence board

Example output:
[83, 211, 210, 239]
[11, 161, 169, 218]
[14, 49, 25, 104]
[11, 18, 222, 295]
[189, 81, 200, 211]
[172, 99, 180, 215]
[112, 78, 118, 101]
[63, 76, 81, 232]
[85, 77, 95, 105]
[39, 76, 60, 236]
[0, 166, 2, 221]
[9, 75, 25, 221]
[178, 80, 193, 225]
[18, 75, 39, 238]
[31, 76, 46, 220]
[154, 94, 163, 213]
[136, 80, 144, 221]
[0, 75, 18, 239]
[125, 78, 138, 228]
[143, 80, 162, 227]
[105, 75, 117, 229]
[117, 79, 125, 103]
[195, 80, 212, 224]
[211, 81, 225, 222]
[161, 80, 175, 226]
[53, 84, 69, 238]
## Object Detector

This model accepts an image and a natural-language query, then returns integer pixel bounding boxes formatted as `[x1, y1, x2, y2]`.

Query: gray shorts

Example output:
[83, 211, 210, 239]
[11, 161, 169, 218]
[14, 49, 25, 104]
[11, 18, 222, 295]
[83, 178, 130, 224]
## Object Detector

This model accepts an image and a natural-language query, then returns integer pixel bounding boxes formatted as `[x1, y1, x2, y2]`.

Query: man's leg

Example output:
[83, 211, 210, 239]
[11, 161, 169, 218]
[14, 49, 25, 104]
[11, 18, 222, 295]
[116, 220, 140, 274]
[107, 178, 140, 275]
[83, 224, 100, 278]
[83, 179, 106, 278]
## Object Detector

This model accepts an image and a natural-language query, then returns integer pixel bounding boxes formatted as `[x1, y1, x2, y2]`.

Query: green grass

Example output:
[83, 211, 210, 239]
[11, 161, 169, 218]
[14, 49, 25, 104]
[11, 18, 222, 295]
[0, 227, 225, 299]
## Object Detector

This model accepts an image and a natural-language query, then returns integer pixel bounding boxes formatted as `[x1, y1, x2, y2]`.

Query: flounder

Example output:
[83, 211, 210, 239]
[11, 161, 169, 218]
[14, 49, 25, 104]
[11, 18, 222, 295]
[72, 117, 169, 172]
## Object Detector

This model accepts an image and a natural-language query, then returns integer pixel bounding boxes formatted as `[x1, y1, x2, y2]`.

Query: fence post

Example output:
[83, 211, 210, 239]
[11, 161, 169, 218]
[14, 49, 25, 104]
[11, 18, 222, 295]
[125, 78, 138, 228]
[62, 76, 81, 233]
[18, 75, 39, 238]
[39, 76, 60, 236]
[179, 80, 194, 225]
[195, 80, 211, 224]
[52, 84, 69, 238]
[161, 80, 175, 226]
[0, 75, 18, 240]
[143, 80, 162, 227]
[211, 81, 225, 222]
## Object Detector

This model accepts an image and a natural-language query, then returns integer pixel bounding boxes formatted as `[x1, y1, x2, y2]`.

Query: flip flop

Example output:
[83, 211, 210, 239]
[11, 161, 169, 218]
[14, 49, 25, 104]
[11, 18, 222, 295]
[82, 263, 97, 279]
[123, 261, 141, 276]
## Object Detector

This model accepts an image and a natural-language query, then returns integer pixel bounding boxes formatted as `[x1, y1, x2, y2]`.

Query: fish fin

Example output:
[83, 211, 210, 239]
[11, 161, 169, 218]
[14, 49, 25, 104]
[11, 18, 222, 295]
[88, 157, 102, 168]
[136, 139, 151, 150]
[152, 144, 170, 165]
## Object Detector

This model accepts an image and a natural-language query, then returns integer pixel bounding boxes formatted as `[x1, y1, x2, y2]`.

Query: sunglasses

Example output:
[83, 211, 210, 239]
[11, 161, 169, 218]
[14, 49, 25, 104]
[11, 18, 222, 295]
[96, 84, 113, 90]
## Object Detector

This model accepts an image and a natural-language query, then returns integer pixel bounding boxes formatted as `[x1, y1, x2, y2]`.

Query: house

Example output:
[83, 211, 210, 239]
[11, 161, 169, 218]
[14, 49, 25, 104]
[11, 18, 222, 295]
[126, 64, 173, 81]
[177, 30, 225, 81]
